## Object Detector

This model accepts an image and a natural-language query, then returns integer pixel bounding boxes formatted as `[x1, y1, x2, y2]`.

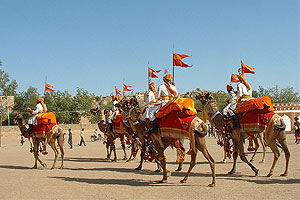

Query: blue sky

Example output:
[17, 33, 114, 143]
[0, 0, 299, 96]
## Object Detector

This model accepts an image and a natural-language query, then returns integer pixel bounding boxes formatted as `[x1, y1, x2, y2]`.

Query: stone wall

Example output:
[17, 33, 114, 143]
[0, 124, 99, 137]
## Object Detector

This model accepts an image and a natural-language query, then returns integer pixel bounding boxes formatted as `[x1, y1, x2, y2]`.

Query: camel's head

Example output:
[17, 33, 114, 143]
[90, 107, 99, 116]
[195, 92, 213, 105]
[14, 112, 23, 123]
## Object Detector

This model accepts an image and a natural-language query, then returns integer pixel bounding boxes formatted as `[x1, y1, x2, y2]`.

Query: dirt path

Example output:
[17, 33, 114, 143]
[0, 134, 299, 199]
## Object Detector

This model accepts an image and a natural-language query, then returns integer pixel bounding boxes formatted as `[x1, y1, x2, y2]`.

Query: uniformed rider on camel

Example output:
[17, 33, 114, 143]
[27, 97, 48, 154]
[143, 82, 157, 126]
[107, 95, 120, 132]
[147, 72, 178, 133]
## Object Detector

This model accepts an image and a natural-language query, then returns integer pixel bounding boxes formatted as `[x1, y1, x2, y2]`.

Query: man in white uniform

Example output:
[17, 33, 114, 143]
[142, 82, 157, 120]
[107, 95, 120, 131]
[148, 74, 178, 133]
[222, 84, 237, 118]
[27, 97, 47, 133]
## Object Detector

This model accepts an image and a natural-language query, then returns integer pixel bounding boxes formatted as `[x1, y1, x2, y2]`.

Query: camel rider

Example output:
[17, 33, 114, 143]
[235, 73, 255, 150]
[142, 82, 157, 121]
[27, 97, 47, 134]
[222, 84, 237, 118]
[27, 97, 48, 154]
[107, 95, 120, 131]
[147, 73, 178, 133]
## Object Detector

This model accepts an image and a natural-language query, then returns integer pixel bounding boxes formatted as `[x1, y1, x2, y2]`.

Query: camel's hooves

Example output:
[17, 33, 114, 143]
[154, 169, 161, 172]
[280, 173, 288, 177]
[250, 160, 254, 162]
[159, 180, 167, 183]
[175, 168, 182, 172]
[254, 169, 259, 176]
[228, 171, 235, 175]
[259, 160, 265, 163]
[59, 166, 64, 169]
[222, 160, 226, 163]
[266, 173, 272, 177]
[32, 166, 37, 169]
[50, 167, 55, 170]
[180, 179, 186, 183]
[123, 158, 127, 160]
[208, 183, 216, 187]
[111, 159, 117, 162]
[42, 163, 47, 168]
[135, 167, 142, 170]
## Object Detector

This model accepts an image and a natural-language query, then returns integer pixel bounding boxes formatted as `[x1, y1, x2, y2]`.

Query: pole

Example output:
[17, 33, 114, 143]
[7, 96, 9, 126]
[147, 61, 150, 90]
[172, 45, 175, 83]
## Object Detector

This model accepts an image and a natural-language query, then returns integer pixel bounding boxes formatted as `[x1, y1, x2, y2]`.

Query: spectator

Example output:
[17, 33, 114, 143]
[68, 128, 73, 149]
[79, 128, 86, 146]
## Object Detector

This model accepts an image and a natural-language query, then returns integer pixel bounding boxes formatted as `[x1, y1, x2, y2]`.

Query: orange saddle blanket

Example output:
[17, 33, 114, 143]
[155, 98, 198, 119]
[236, 96, 275, 114]
[37, 112, 57, 125]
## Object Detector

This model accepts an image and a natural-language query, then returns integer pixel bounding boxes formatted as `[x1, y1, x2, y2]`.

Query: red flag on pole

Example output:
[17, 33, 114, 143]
[115, 87, 122, 95]
[45, 83, 55, 92]
[173, 53, 192, 67]
[231, 74, 240, 83]
[241, 60, 255, 74]
[149, 67, 161, 78]
[123, 84, 132, 92]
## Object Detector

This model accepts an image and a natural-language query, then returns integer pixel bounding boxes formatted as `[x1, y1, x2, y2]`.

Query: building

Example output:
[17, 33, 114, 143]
[273, 103, 300, 133]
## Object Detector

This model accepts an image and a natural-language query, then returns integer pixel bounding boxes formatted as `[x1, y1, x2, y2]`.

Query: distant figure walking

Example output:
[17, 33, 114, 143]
[294, 117, 300, 144]
[68, 128, 73, 149]
[79, 128, 86, 146]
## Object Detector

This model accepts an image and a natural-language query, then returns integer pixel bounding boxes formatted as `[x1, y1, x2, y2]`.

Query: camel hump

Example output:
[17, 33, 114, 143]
[237, 96, 275, 114]
[37, 112, 57, 125]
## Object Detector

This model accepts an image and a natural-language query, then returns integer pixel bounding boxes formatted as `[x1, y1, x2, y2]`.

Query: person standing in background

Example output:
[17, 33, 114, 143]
[68, 128, 73, 149]
[79, 128, 86, 146]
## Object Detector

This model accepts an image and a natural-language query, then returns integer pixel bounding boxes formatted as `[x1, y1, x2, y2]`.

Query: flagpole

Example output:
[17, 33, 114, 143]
[147, 61, 150, 91]
[173, 45, 175, 83]
[44, 76, 47, 96]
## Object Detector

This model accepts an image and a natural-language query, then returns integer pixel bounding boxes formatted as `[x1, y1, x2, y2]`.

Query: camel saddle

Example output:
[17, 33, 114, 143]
[155, 98, 197, 119]
[235, 96, 274, 114]
[37, 112, 57, 125]
[111, 113, 126, 135]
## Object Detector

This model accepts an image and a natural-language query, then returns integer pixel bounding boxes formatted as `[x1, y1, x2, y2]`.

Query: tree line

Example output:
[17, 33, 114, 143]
[0, 59, 299, 125]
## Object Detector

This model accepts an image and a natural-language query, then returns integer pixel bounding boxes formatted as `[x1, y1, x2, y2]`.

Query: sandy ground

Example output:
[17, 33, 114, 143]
[0, 133, 299, 200]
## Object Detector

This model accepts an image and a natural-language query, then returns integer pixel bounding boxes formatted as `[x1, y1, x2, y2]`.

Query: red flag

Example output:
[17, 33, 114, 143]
[231, 74, 239, 83]
[241, 60, 255, 74]
[45, 82, 55, 92]
[123, 84, 132, 92]
[173, 53, 191, 67]
[115, 87, 122, 95]
[149, 67, 161, 78]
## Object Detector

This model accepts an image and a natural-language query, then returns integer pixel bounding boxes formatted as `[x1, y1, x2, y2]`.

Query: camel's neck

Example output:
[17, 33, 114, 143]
[16, 119, 26, 135]
[97, 122, 106, 133]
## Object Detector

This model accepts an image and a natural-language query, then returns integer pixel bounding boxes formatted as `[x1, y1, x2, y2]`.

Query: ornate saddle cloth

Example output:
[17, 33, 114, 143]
[158, 111, 201, 153]
[155, 98, 197, 119]
[236, 96, 274, 114]
[37, 112, 57, 125]
[32, 123, 58, 140]
[112, 113, 125, 134]
[238, 108, 276, 134]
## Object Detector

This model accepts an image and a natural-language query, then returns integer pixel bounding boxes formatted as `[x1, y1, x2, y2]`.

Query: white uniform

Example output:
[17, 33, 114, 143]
[237, 82, 252, 101]
[28, 103, 47, 125]
[108, 100, 119, 123]
[142, 90, 156, 120]
[148, 83, 178, 121]
[222, 90, 237, 117]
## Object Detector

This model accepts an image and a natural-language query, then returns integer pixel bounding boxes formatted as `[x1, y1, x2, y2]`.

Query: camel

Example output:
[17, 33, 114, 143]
[15, 113, 64, 169]
[197, 92, 290, 177]
[90, 107, 133, 161]
[128, 103, 216, 187]
[118, 100, 180, 172]
[215, 118, 266, 164]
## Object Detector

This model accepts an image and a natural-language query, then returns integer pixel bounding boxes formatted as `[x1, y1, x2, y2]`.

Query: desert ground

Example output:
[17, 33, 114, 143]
[0, 133, 299, 200]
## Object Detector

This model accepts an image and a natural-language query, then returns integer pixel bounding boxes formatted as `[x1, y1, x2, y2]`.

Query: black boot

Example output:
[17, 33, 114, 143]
[232, 115, 240, 128]
[27, 124, 33, 135]
[108, 123, 113, 132]
[149, 119, 158, 133]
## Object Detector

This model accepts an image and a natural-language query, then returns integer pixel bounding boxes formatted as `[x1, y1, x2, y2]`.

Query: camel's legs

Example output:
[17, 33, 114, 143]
[250, 138, 259, 162]
[228, 142, 238, 174]
[135, 144, 145, 170]
[236, 141, 259, 176]
[180, 149, 197, 183]
[33, 141, 46, 168]
[266, 139, 280, 177]
[49, 140, 59, 169]
[106, 143, 111, 159]
[199, 143, 216, 187]
[121, 143, 127, 160]
[276, 133, 290, 176]
[110, 144, 117, 162]
[57, 134, 65, 169]
[258, 134, 266, 163]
